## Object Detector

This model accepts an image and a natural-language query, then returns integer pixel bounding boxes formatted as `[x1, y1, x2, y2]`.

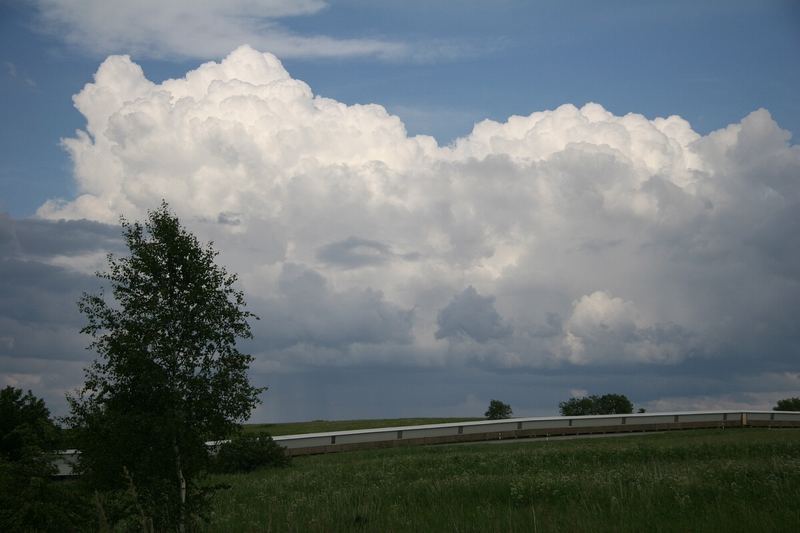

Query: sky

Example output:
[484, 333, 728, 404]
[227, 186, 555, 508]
[1, 0, 799, 422]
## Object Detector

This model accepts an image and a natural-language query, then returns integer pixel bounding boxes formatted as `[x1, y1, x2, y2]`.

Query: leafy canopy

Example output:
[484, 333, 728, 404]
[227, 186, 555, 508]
[69, 202, 264, 530]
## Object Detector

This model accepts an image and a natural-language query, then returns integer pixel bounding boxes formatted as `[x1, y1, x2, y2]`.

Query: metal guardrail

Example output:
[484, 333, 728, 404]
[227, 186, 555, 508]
[272, 410, 800, 455]
[51, 410, 800, 474]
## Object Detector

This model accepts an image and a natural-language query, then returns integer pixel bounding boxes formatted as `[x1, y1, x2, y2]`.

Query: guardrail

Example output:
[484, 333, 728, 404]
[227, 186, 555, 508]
[51, 410, 800, 475]
[273, 410, 800, 456]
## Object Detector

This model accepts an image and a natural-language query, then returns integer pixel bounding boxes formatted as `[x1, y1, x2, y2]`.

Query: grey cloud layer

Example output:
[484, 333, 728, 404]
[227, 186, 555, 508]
[436, 286, 512, 343]
[0, 216, 124, 413]
[3, 46, 799, 416]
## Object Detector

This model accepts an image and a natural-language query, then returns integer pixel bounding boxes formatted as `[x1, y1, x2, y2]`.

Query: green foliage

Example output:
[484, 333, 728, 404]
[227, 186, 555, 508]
[0, 387, 92, 531]
[68, 202, 264, 531]
[484, 399, 513, 420]
[774, 397, 800, 411]
[208, 429, 800, 532]
[0, 386, 59, 461]
[212, 432, 290, 473]
[559, 393, 634, 416]
[0, 459, 93, 532]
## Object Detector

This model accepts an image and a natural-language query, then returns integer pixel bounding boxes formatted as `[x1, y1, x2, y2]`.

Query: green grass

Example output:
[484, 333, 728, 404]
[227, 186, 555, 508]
[244, 417, 482, 436]
[207, 428, 800, 532]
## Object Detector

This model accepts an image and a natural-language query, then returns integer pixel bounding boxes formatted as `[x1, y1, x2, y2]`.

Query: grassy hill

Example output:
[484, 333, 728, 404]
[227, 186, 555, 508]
[208, 428, 800, 531]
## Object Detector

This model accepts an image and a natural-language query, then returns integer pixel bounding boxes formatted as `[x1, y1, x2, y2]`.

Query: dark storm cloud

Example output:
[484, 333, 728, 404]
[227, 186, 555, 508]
[252, 263, 415, 351]
[0, 258, 89, 324]
[0, 216, 126, 414]
[0, 217, 122, 359]
[317, 236, 393, 268]
[436, 286, 512, 343]
[0, 214, 123, 258]
[316, 236, 418, 269]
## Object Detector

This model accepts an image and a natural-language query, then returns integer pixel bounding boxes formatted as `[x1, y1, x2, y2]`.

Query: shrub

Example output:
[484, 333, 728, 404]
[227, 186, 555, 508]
[0, 387, 92, 530]
[212, 432, 290, 473]
[0, 386, 59, 461]
[0, 458, 92, 532]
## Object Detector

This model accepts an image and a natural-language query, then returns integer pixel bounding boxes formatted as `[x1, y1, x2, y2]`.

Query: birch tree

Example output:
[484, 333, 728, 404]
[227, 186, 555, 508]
[69, 202, 263, 531]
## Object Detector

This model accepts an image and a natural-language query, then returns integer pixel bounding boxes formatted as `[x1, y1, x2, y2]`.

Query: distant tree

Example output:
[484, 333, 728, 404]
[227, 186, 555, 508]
[559, 394, 634, 416]
[637, 408, 647, 414]
[594, 393, 634, 415]
[774, 397, 800, 411]
[68, 202, 264, 531]
[485, 399, 513, 420]
[559, 396, 596, 416]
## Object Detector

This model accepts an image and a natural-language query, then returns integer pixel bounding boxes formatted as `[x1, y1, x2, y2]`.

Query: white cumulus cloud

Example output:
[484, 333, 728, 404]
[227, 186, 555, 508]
[560, 291, 691, 365]
[38, 46, 800, 372]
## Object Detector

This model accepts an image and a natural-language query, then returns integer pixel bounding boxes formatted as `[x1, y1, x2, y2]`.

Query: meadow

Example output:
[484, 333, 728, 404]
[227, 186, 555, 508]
[207, 428, 800, 532]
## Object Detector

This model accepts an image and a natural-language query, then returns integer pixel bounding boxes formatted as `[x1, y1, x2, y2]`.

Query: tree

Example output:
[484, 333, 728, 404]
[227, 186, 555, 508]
[68, 202, 264, 531]
[559, 393, 634, 416]
[485, 399, 513, 420]
[558, 396, 595, 416]
[594, 393, 634, 415]
[774, 397, 800, 411]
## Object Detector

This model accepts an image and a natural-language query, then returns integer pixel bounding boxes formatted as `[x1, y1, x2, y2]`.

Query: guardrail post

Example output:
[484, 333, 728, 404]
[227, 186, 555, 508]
[397, 430, 403, 440]
[740, 412, 747, 427]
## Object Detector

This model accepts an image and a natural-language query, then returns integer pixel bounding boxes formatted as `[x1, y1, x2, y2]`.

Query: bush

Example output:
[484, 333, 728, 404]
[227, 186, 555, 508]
[0, 459, 92, 532]
[0, 387, 92, 530]
[0, 386, 59, 461]
[485, 399, 513, 420]
[774, 397, 800, 411]
[212, 432, 290, 473]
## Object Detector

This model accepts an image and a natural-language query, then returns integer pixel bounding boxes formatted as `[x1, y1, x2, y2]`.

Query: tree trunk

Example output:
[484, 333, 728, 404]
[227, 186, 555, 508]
[173, 437, 187, 533]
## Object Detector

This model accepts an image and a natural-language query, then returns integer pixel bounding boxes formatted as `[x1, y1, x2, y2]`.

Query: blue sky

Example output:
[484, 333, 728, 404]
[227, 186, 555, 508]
[1, 1, 799, 421]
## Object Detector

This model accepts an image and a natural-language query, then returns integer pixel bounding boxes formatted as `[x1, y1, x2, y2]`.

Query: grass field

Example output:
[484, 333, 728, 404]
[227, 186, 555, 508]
[244, 417, 482, 436]
[207, 428, 800, 532]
